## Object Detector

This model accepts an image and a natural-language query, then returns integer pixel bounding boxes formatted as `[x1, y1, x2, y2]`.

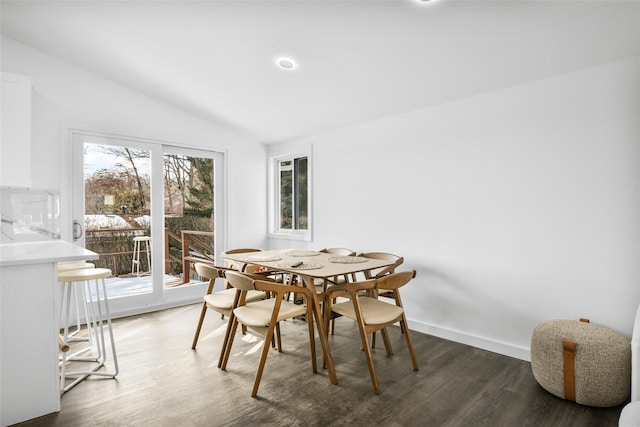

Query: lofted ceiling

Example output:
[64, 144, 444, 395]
[1, 0, 640, 144]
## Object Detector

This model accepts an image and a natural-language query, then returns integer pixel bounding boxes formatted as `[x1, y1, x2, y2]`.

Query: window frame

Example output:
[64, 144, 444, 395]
[268, 146, 312, 241]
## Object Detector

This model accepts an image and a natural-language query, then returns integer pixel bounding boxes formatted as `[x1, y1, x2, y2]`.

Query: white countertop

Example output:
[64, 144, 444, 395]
[0, 240, 98, 267]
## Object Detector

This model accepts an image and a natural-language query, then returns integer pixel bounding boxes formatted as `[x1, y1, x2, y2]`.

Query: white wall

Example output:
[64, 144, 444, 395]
[1, 36, 268, 250]
[5, 33, 639, 362]
[275, 57, 640, 360]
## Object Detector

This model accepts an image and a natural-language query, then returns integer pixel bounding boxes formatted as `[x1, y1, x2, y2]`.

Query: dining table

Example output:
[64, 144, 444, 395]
[221, 248, 397, 385]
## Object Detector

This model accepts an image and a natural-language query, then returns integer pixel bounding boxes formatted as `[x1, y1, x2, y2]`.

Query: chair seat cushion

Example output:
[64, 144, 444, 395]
[204, 289, 264, 311]
[234, 299, 306, 328]
[531, 319, 631, 407]
[332, 296, 403, 325]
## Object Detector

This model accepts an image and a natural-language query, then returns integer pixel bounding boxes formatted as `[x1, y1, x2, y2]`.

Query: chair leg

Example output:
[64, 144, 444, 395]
[322, 297, 332, 370]
[251, 322, 277, 397]
[307, 303, 317, 373]
[220, 317, 239, 370]
[380, 328, 394, 355]
[191, 302, 208, 350]
[329, 296, 337, 335]
[359, 330, 381, 394]
[218, 312, 236, 368]
[275, 322, 283, 353]
[401, 317, 419, 371]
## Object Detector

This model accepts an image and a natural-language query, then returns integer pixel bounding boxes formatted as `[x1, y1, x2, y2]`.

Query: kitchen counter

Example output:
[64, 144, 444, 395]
[0, 240, 98, 266]
[0, 240, 98, 426]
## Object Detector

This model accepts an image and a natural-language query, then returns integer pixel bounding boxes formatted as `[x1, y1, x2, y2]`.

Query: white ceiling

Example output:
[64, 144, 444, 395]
[2, 0, 640, 144]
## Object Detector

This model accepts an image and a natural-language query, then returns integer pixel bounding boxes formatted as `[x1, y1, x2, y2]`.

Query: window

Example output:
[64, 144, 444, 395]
[269, 149, 311, 241]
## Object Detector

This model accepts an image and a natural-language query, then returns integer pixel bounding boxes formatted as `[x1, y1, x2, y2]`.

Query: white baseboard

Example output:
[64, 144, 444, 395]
[408, 318, 531, 362]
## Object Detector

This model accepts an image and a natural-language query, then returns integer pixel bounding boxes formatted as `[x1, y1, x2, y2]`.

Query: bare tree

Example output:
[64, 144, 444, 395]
[102, 146, 149, 213]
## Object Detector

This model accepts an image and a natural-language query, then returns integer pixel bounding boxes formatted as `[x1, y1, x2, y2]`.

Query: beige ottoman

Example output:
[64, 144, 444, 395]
[531, 319, 631, 407]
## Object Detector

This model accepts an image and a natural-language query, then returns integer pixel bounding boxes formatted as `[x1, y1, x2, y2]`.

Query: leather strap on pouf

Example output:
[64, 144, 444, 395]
[563, 340, 576, 402]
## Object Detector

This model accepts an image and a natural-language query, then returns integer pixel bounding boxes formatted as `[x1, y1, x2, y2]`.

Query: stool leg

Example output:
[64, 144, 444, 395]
[66, 284, 83, 340]
[145, 240, 151, 275]
[92, 277, 108, 368]
[80, 282, 96, 348]
[64, 281, 100, 363]
[100, 276, 119, 375]
[133, 240, 140, 276]
[62, 277, 119, 393]
[59, 281, 72, 392]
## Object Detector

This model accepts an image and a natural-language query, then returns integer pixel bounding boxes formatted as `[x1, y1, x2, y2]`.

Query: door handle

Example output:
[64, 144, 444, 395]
[73, 220, 83, 241]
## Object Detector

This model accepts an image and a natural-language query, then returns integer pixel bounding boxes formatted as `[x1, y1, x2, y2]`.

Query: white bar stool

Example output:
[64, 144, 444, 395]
[57, 267, 119, 393]
[132, 236, 151, 276]
[57, 261, 95, 343]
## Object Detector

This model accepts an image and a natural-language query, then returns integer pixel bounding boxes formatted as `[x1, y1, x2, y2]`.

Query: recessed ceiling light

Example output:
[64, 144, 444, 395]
[276, 57, 297, 71]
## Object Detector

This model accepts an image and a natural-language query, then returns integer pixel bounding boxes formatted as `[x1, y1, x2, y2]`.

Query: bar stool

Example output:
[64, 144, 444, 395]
[132, 236, 151, 276]
[57, 261, 95, 343]
[57, 267, 119, 393]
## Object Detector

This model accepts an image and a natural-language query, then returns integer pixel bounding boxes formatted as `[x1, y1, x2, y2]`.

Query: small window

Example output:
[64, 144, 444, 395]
[279, 157, 308, 230]
[269, 149, 311, 241]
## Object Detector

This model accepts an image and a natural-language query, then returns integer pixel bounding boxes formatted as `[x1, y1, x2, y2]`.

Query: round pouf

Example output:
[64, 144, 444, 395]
[531, 319, 631, 407]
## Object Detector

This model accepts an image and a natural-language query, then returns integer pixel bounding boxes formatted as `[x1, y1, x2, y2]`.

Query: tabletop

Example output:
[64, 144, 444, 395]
[221, 248, 394, 279]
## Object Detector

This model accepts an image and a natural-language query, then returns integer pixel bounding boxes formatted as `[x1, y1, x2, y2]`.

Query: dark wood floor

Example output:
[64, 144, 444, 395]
[18, 304, 625, 427]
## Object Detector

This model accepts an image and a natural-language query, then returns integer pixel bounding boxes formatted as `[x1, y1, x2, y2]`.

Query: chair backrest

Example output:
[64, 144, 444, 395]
[360, 252, 404, 279]
[253, 278, 312, 300]
[194, 263, 227, 281]
[320, 247, 356, 256]
[222, 248, 263, 272]
[225, 270, 259, 292]
[376, 270, 416, 304]
[326, 279, 377, 301]
[224, 248, 263, 255]
[376, 270, 416, 292]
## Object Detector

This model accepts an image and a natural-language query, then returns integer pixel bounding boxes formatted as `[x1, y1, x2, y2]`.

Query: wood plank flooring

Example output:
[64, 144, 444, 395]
[17, 303, 625, 426]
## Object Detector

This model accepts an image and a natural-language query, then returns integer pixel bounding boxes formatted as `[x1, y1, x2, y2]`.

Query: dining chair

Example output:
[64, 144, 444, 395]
[360, 252, 404, 282]
[220, 271, 317, 397]
[191, 263, 266, 350]
[222, 247, 285, 282]
[318, 247, 357, 284]
[317, 247, 357, 334]
[222, 248, 263, 273]
[358, 252, 404, 346]
[325, 270, 419, 394]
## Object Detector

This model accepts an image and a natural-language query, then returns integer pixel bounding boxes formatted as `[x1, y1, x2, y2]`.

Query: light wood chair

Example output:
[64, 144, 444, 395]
[222, 248, 263, 273]
[220, 271, 317, 397]
[191, 263, 266, 350]
[360, 251, 404, 282]
[318, 247, 357, 284]
[325, 270, 419, 394]
[360, 252, 405, 346]
[317, 247, 357, 334]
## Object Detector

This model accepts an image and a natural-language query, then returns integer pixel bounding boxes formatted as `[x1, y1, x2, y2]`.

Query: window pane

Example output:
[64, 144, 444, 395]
[294, 157, 308, 230]
[164, 154, 214, 285]
[83, 143, 153, 296]
[280, 160, 293, 229]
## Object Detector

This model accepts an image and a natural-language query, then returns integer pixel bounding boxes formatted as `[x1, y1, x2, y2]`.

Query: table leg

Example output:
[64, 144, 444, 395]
[301, 274, 338, 385]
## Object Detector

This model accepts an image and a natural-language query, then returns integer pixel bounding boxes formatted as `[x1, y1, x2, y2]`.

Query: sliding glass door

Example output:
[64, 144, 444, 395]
[71, 131, 224, 316]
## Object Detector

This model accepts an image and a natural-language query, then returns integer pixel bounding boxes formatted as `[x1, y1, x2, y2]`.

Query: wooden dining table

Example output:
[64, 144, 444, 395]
[221, 248, 396, 385]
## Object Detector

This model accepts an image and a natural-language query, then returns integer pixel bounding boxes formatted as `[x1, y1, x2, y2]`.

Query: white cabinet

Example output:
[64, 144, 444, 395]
[0, 242, 98, 426]
[1, 72, 31, 188]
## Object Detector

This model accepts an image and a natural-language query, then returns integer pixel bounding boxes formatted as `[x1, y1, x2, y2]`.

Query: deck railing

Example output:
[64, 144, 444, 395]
[180, 230, 214, 283]
[86, 227, 213, 284]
